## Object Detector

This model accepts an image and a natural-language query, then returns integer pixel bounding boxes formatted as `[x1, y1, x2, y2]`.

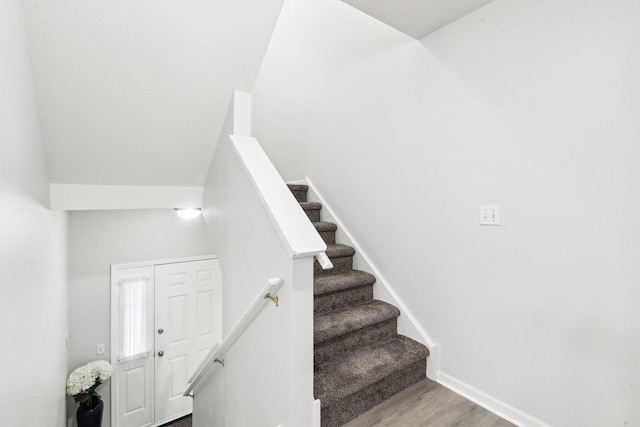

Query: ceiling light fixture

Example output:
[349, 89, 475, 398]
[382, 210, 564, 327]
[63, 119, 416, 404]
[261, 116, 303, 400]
[174, 208, 202, 219]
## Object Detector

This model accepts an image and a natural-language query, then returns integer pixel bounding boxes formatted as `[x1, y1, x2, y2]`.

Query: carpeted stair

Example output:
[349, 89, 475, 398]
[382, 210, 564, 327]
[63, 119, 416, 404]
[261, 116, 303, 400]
[288, 184, 429, 427]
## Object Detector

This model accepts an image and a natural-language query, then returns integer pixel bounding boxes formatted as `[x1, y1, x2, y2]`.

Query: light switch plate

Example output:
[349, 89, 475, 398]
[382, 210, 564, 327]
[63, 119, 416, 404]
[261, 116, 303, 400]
[96, 343, 105, 355]
[480, 205, 500, 225]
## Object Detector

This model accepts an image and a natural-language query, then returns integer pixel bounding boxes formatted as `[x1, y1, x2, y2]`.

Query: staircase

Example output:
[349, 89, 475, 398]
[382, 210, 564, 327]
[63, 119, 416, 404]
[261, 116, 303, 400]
[288, 184, 429, 427]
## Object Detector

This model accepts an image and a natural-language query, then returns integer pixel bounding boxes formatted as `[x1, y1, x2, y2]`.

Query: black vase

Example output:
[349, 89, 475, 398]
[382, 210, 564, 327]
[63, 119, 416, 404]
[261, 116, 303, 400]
[76, 398, 104, 427]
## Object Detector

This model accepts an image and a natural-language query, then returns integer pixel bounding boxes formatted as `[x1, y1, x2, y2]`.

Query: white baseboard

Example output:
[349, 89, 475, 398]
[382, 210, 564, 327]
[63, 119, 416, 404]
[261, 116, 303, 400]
[297, 177, 439, 380]
[438, 372, 553, 427]
[313, 399, 321, 427]
[286, 179, 307, 185]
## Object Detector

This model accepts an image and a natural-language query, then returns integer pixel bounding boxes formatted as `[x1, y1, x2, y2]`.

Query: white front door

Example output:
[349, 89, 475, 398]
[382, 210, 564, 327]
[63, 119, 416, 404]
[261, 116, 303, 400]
[112, 257, 221, 427]
[154, 258, 222, 424]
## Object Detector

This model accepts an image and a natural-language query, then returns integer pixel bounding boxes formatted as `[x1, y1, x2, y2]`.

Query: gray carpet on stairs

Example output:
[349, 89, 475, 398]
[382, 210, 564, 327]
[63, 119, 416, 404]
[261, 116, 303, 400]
[314, 270, 376, 296]
[314, 221, 338, 244]
[314, 283, 373, 314]
[300, 201, 323, 222]
[288, 184, 309, 202]
[288, 184, 429, 427]
[314, 271, 376, 314]
[314, 300, 400, 344]
[314, 244, 356, 276]
[315, 336, 429, 405]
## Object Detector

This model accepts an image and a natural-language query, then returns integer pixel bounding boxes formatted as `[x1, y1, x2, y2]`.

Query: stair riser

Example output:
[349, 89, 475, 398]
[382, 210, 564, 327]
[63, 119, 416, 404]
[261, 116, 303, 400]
[314, 319, 397, 367]
[290, 190, 308, 203]
[314, 285, 373, 315]
[314, 256, 353, 276]
[321, 359, 426, 427]
[304, 209, 321, 222]
[318, 230, 336, 245]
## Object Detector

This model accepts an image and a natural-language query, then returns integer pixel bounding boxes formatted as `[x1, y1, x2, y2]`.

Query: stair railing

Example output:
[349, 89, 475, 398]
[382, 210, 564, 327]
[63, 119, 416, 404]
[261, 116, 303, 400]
[229, 135, 330, 259]
[184, 277, 285, 397]
[193, 132, 331, 425]
[315, 252, 333, 269]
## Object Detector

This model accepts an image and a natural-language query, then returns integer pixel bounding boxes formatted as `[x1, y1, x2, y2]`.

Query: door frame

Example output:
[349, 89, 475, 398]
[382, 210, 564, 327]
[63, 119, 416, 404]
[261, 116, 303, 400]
[110, 255, 217, 427]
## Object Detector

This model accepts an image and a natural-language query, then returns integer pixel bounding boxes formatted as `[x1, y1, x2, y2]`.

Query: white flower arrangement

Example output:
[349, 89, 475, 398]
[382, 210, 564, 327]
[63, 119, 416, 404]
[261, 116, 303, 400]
[67, 360, 113, 407]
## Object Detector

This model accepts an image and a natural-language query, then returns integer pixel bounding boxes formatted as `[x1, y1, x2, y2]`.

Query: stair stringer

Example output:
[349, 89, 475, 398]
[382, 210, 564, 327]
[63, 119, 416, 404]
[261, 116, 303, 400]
[291, 177, 439, 381]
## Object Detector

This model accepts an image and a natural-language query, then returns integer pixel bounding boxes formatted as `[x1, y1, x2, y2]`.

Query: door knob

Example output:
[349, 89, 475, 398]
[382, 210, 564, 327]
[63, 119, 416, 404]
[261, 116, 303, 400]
[158, 328, 164, 334]
[158, 351, 164, 357]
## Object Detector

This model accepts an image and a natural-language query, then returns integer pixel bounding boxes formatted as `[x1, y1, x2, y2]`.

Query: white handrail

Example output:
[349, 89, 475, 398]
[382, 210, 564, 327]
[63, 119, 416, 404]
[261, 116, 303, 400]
[230, 135, 327, 259]
[184, 277, 285, 397]
[315, 252, 333, 270]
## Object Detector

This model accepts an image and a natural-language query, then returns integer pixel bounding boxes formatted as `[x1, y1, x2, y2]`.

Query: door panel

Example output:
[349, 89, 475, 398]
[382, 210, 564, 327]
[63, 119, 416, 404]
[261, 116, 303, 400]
[194, 264, 221, 360]
[168, 295, 188, 343]
[116, 357, 154, 427]
[154, 259, 221, 424]
[124, 365, 145, 412]
[170, 355, 189, 397]
[197, 291, 214, 335]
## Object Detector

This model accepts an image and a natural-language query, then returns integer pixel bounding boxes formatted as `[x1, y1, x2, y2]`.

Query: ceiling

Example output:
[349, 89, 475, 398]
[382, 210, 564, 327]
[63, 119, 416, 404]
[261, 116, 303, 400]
[21, 0, 492, 188]
[22, 0, 284, 186]
[340, 0, 495, 39]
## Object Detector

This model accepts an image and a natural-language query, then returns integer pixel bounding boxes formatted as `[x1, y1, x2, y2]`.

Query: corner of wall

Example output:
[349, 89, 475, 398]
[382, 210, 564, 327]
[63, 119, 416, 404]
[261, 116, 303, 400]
[233, 90, 252, 137]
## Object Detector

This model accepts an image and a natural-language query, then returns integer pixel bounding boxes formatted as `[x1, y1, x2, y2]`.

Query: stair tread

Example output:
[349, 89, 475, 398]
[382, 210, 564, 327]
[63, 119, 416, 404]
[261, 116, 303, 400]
[300, 201, 322, 210]
[287, 184, 308, 191]
[314, 270, 375, 296]
[325, 244, 355, 258]
[314, 335, 429, 406]
[314, 300, 399, 344]
[313, 221, 338, 232]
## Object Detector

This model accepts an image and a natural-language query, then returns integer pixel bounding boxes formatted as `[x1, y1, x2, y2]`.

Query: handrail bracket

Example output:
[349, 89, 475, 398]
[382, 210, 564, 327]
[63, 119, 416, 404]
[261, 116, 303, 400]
[214, 358, 225, 367]
[264, 293, 279, 307]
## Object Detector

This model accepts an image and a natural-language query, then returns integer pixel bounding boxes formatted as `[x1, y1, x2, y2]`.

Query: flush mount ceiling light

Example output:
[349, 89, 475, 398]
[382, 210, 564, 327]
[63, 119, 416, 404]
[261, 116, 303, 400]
[174, 208, 202, 219]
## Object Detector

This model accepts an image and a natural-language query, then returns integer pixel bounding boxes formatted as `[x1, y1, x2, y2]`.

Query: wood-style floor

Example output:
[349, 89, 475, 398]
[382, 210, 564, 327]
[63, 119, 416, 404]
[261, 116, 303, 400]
[162, 380, 515, 427]
[344, 379, 516, 427]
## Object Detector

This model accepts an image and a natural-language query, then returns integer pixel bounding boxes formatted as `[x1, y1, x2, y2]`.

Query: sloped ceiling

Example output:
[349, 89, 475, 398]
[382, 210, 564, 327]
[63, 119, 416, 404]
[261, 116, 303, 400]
[22, 0, 493, 187]
[22, 0, 284, 186]
[340, 0, 495, 39]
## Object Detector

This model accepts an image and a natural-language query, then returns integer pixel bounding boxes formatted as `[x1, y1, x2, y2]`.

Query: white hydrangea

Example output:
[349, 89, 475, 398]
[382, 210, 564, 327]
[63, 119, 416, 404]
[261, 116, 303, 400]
[66, 360, 113, 397]
[66, 365, 95, 396]
[88, 360, 113, 381]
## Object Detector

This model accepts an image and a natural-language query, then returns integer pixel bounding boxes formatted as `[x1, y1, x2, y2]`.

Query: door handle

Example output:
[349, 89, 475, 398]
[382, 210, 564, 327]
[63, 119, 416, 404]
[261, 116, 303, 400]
[158, 328, 164, 334]
[158, 351, 164, 357]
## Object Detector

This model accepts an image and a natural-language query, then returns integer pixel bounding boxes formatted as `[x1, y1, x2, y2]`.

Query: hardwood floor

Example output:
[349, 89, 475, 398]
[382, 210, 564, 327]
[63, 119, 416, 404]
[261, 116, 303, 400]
[343, 379, 516, 427]
[161, 380, 515, 427]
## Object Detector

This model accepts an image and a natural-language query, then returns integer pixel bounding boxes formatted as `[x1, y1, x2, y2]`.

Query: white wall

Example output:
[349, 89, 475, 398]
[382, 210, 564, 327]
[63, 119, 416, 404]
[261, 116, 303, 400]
[196, 132, 315, 426]
[252, 0, 640, 426]
[67, 209, 213, 426]
[50, 184, 204, 211]
[0, 1, 68, 426]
